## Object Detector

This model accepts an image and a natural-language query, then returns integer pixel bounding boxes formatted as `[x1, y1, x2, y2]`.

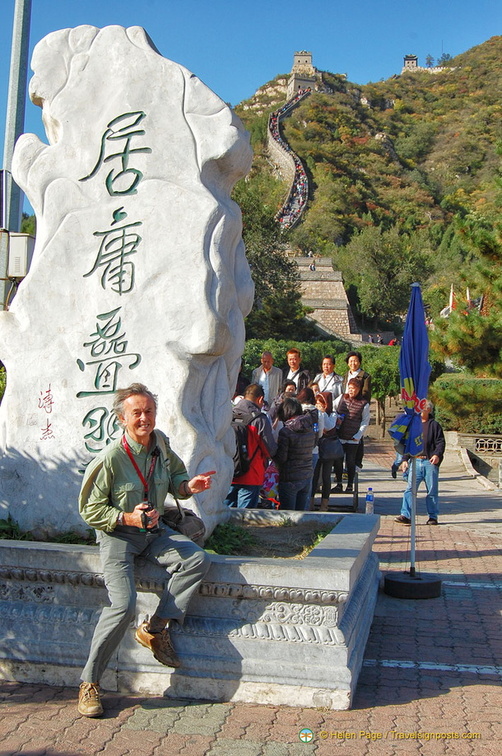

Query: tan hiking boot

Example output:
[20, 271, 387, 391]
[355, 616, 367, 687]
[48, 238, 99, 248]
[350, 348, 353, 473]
[135, 621, 180, 667]
[78, 682, 103, 717]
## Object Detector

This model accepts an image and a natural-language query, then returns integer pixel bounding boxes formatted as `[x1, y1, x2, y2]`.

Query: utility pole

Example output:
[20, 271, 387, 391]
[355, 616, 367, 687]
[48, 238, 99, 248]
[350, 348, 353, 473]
[2, 0, 32, 232]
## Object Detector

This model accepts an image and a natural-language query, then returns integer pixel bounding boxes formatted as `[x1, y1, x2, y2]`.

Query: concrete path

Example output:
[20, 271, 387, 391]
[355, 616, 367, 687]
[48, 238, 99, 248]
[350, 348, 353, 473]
[0, 439, 500, 755]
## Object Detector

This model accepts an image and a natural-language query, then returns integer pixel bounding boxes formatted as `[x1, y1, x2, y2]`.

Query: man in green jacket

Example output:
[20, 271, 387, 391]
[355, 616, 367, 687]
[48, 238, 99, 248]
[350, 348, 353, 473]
[78, 383, 214, 718]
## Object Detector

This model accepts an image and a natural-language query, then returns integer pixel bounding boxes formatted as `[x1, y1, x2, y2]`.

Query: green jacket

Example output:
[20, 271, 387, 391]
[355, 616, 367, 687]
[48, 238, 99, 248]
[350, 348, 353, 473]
[79, 430, 190, 532]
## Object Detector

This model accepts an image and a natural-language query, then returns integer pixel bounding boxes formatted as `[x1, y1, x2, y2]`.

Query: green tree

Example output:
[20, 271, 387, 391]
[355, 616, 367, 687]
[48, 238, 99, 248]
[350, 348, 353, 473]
[20, 213, 36, 235]
[336, 226, 433, 322]
[359, 346, 400, 435]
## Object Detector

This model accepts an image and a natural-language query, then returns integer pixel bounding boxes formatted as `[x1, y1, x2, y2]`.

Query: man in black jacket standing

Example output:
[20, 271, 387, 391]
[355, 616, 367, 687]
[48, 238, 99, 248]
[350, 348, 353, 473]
[282, 348, 310, 392]
[395, 400, 446, 526]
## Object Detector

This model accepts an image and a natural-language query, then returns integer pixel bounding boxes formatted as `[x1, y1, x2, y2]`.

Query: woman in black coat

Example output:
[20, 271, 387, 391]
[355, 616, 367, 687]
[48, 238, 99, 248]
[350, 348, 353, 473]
[274, 398, 316, 511]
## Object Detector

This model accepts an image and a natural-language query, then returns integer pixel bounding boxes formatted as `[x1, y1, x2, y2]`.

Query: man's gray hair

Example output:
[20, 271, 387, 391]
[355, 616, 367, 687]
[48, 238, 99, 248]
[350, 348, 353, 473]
[424, 399, 434, 413]
[113, 383, 158, 419]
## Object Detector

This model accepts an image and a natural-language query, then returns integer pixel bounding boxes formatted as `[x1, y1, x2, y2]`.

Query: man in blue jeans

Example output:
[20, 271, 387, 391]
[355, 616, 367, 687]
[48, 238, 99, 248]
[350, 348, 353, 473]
[225, 384, 277, 509]
[395, 400, 446, 525]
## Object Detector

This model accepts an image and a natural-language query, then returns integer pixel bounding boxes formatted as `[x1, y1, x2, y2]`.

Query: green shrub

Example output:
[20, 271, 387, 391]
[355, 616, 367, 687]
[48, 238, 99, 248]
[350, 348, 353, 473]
[0, 367, 6, 403]
[205, 522, 256, 555]
[431, 373, 502, 434]
[0, 515, 96, 545]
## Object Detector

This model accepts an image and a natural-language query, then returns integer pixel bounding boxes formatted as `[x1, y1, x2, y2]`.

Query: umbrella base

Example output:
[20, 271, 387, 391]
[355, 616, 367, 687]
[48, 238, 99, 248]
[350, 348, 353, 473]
[384, 571, 442, 600]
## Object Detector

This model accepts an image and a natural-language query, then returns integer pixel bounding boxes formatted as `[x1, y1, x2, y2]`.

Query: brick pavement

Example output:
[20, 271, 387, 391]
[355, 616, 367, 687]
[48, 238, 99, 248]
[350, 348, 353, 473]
[0, 438, 500, 755]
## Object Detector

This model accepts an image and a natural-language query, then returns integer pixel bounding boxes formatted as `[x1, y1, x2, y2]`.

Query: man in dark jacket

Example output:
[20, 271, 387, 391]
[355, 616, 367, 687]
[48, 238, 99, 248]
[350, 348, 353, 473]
[282, 348, 310, 392]
[225, 384, 277, 509]
[395, 401, 446, 525]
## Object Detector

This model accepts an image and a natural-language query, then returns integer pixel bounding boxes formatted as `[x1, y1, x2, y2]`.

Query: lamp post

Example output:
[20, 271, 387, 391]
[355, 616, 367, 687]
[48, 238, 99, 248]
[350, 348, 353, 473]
[2, 0, 32, 232]
[1, 0, 32, 309]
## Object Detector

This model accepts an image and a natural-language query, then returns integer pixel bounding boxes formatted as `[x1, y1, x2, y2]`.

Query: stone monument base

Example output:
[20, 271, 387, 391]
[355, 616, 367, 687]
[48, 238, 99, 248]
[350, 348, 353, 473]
[0, 511, 380, 710]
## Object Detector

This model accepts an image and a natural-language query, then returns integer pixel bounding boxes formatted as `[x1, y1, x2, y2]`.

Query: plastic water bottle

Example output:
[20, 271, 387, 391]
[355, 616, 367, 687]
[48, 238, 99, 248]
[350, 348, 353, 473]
[365, 487, 374, 514]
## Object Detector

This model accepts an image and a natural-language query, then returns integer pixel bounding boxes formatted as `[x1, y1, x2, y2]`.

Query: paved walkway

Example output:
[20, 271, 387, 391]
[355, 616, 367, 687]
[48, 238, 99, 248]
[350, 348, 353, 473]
[0, 439, 500, 755]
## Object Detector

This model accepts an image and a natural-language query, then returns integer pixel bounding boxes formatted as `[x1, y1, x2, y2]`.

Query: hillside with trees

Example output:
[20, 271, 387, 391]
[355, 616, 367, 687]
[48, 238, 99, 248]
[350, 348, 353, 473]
[234, 36, 501, 375]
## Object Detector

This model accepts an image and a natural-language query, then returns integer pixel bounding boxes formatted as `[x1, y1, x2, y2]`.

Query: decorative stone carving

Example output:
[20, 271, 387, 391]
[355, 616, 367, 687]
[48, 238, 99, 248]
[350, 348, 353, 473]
[0, 26, 253, 535]
[200, 581, 348, 606]
[0, 566, 105, 588]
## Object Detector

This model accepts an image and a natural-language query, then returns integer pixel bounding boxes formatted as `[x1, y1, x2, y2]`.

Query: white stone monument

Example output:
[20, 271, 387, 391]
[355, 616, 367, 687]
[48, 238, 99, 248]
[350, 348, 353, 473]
[0, 25, 253, 536]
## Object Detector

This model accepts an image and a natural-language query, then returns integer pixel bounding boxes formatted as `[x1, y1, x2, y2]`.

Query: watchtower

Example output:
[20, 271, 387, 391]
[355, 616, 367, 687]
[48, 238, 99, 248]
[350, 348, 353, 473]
[288, 51, 317, 99]
[402, 54, 419, 71]
[292, 51, 315, 75]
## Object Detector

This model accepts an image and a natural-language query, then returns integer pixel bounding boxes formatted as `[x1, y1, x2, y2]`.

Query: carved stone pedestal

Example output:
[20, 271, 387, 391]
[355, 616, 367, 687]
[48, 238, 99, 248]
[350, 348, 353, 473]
[0, 511, 379, 710]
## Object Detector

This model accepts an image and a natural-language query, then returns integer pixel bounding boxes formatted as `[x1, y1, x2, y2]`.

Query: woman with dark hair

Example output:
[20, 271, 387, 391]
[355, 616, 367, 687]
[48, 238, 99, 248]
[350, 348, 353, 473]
[267, 379, 297, 425]
[297, 387, 322, 491]
[311, 391, 337, 510]
[273, 398, 316, 510]
[341, 351, 372, 401]
[341, 351, 372, 470]
[332, 378, 370, 493]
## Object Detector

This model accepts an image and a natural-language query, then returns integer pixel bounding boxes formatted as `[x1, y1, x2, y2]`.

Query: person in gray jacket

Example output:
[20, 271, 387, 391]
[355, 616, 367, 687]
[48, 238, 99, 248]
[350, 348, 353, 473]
[251, 351, 283, 405]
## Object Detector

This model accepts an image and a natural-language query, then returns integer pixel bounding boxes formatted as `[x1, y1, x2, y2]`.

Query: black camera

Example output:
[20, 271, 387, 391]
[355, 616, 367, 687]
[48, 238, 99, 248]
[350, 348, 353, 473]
[140, 502, 155, 530]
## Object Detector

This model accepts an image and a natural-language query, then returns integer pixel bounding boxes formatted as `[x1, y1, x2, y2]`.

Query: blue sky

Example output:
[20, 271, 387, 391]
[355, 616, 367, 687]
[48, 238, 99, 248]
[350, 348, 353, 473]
[1, 0, 501, 168]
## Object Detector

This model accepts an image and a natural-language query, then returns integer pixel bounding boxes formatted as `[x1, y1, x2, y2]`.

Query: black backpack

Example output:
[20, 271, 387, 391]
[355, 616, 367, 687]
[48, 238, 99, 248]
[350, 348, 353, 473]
[232, 405, 262, 478]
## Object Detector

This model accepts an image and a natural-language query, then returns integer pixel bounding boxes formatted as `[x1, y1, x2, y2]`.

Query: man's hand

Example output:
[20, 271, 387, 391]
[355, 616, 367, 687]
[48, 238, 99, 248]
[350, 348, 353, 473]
[124, 502, 159, 529]
[429, 455, 440, 465]
[402, 460, 409, 471]
[185, 471, 216, 495]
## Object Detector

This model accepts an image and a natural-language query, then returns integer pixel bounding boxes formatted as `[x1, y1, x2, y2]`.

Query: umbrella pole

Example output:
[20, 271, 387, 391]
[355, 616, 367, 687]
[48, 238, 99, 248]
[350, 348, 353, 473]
[384, 453, 441, 597]
[410, 457, 417, 576]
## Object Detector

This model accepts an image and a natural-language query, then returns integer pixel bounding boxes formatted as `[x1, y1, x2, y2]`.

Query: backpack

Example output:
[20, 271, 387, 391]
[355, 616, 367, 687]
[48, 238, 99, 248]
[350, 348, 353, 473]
[232, 404, 262, 478]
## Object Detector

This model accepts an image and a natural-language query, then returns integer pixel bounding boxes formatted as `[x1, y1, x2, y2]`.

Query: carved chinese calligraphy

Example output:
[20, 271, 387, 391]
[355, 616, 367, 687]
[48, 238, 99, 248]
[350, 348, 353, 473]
[76, 308, 142, 398]
[0, 25, 253, 536]
[80, 111, 152, 196]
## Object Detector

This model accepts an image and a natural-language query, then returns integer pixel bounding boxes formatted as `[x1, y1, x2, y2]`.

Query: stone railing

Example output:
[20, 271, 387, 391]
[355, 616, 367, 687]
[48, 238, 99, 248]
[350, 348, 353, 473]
[448, 432, 501, 488]
[458, 433, 502, 456]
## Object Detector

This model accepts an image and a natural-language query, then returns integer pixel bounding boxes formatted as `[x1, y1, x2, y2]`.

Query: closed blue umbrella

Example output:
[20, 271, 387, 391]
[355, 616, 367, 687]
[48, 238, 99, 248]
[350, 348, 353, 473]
[388, 283, 431, 577]
[389, 283, 431, 455]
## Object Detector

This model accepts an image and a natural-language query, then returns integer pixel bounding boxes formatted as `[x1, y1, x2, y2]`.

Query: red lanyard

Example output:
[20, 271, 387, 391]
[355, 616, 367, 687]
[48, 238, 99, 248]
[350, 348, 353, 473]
[121, 435, 158, 502]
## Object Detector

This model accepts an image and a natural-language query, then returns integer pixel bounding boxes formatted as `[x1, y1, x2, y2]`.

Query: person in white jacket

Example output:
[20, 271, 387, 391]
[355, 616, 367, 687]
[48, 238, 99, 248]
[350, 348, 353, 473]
[313, 355, 343, 399]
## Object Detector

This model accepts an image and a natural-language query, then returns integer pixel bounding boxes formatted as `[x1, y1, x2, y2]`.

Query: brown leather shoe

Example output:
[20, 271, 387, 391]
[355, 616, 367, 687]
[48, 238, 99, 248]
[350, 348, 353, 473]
[78, 682, 103, 717]
[135, 621, 180, 667]
[395, 515, 411, 525]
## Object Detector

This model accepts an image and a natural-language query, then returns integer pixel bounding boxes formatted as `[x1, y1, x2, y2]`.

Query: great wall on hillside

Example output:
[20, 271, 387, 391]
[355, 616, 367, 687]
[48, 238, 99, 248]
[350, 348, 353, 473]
[265, 52, 362, 342]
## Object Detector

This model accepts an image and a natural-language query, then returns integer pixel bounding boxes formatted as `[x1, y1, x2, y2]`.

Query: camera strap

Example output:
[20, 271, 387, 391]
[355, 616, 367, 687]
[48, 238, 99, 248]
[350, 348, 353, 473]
[121, 434, 159, 501]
